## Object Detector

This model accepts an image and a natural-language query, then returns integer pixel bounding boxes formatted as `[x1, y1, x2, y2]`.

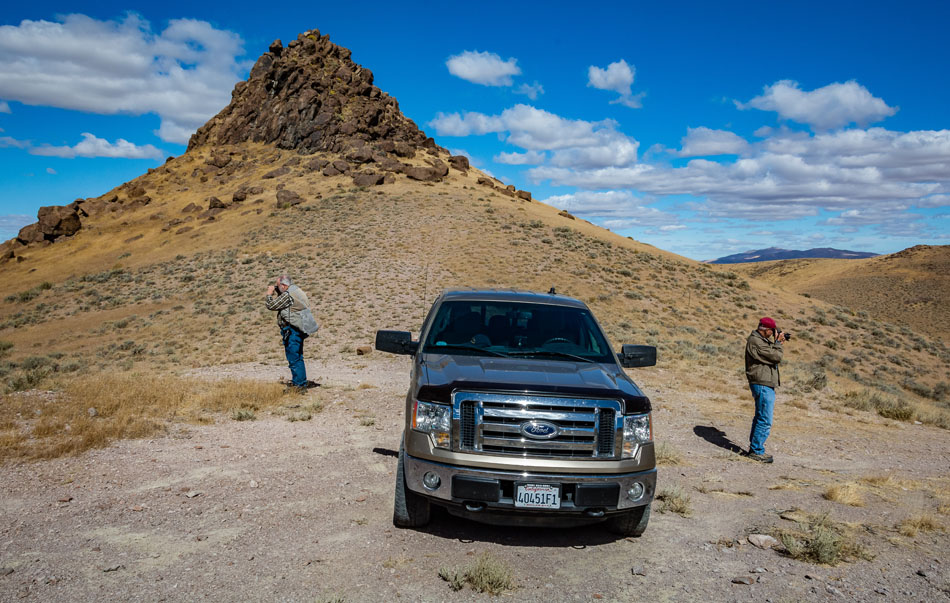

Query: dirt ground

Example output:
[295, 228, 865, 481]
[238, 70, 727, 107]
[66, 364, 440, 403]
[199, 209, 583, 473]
[1, 354, 948, 602]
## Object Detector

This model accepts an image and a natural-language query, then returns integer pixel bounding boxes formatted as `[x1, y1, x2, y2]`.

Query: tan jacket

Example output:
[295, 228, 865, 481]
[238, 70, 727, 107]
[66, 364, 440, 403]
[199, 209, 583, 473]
[745, 330, 782, 388]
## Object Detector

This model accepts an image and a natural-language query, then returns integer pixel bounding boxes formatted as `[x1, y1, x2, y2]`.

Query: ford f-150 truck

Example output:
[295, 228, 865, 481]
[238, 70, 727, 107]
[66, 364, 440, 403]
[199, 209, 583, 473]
[375, 289, 657, 536]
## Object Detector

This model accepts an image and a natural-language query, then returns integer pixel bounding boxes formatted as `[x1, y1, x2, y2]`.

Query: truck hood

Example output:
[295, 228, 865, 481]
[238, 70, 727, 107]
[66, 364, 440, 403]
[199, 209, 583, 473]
[417, 354, 650, 413]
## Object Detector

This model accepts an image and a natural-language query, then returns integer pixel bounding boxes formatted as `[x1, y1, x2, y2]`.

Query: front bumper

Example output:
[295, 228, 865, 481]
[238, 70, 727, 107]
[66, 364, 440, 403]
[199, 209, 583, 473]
[404, 454, 656, 515]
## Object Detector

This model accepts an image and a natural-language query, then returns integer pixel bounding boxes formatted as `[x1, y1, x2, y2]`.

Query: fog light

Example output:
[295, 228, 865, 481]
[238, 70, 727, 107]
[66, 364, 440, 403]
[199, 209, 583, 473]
[626, 482, 645, 501]
[422, 471, 441, 490]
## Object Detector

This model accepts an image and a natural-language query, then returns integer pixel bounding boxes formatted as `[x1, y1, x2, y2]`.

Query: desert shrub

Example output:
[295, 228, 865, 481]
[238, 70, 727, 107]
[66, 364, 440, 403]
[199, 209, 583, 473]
[777, 512, 873, 566]
[655, 441, 683, 466]
[655, 486, 692, 516]
[0, 341, 13, 357]
[439, 553, 514, 595]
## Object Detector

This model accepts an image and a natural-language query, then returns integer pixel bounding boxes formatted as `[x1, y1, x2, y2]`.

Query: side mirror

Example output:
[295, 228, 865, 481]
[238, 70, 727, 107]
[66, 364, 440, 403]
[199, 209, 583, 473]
[375, 330, 418, 355]
[618, 344, 656, 368]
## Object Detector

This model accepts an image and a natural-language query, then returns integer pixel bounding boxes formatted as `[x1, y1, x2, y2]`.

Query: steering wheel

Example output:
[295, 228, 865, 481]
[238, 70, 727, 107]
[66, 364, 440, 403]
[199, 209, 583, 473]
[543, 337, 571, 345]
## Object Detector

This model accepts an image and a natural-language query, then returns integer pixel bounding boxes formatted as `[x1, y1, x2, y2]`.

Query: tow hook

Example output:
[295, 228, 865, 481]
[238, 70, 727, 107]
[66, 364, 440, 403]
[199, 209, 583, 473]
[464, 502, 485, 512]
[585, 508, 605, 518]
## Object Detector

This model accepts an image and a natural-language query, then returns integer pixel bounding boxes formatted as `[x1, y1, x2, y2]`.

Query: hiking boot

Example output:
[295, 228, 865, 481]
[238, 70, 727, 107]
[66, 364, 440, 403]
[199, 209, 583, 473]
[304, 380, 321, 389]
[745, 451, 774, 463]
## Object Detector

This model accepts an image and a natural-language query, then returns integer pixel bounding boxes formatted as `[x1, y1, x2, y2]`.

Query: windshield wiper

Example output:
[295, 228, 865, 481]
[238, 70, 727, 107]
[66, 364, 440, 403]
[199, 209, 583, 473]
[508, 350, 595, 363]
[426, 344, 509, 357]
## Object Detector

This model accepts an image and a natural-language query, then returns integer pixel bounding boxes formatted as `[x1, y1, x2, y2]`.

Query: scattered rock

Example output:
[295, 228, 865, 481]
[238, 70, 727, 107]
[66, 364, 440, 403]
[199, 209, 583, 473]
[206, 153, 231, 168]
[356, 345, 373, 356]
[405, 166, 442, 182]
[516, 190, 532, 201]
[751, 567, 768, 573]
[0, 568, 13, 576]
[352, 172, 385, 187]
[185, 491, 201, 498]
[477, 177, 495, 188]
[249, 480, 259, 488]
[732, 576, 754, 585]
[124, 234, 144, 244]
[182, 203, 201, 213]
[263, 166, 291, 179]
[630, 566, 646, 576]
[748, 534, 779, 549]
[275, 189, 304, 208]
[102, 565, 125, 573]
[558, 210, 575, 220]
[58, 496, 73, 503]
[207, 197, 228, 209]
[448, 155, 469, 171]
[346, 146, 374, 164]
[175, 226, 194, 235]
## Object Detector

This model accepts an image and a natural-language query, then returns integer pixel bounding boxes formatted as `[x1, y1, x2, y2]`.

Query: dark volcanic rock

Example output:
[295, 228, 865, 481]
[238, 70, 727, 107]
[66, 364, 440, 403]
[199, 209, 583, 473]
[352, 172, 385, 187]
[276, 189, 304, 208]
[449, 155, 470, 171]
[405, 166, 443, 182]
[262, 166, 291, 179]
[188, 29, 447, 158]
[208, 197, 228, 209]
[37, 206, 82, 237]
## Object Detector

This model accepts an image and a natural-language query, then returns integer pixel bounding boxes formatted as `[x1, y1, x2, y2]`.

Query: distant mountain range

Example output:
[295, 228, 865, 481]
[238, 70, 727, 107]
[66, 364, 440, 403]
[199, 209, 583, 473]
[709, 247, 879, 264]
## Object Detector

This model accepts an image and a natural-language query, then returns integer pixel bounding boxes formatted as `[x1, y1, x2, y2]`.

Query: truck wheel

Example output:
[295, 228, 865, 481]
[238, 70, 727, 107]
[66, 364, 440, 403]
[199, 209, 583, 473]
[605, 504, 650, 537]
[393, 444, 431, 528]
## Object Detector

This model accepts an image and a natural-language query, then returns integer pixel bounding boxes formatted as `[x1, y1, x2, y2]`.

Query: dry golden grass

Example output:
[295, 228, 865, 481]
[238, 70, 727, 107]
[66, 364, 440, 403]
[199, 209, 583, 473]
[775, 510, 874, 566]
[822, 482, 865, 507]
[897, 514, 945, 538]
[0, 373, 292, 461]
[655, 441, 684, 466]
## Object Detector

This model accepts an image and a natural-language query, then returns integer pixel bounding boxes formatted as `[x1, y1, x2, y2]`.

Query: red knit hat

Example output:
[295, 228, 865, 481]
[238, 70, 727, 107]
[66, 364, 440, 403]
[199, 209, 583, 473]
[758, 317, 777, 330]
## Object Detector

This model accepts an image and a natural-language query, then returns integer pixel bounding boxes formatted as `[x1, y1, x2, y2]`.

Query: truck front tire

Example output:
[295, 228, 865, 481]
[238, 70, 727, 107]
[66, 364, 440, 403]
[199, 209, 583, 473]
[393, 442, 431, 528]
[605, 503, 650, 537]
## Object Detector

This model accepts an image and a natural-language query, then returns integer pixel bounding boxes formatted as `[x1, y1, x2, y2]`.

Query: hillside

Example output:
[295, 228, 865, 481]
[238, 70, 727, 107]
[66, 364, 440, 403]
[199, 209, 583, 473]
[730, 245, 950, 340]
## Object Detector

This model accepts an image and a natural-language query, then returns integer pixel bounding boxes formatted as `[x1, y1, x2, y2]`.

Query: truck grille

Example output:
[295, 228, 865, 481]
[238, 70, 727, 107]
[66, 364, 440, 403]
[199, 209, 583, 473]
[453, 392, 621, 459]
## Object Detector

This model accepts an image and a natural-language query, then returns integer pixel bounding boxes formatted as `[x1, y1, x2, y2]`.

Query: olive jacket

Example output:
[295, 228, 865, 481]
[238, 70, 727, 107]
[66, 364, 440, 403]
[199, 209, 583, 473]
[745, 329, 783, 388]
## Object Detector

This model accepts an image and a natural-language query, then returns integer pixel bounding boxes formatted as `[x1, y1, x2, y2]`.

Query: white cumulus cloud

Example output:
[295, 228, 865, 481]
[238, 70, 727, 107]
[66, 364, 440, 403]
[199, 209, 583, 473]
[0, 14, 248, 144]
[587, 59, 644, 108]
[678, 127, 749, 157]
[30, 132, 164, 160]
[494, 150, 546, 165]
[515, 81, 544, 100]
[446, 50, 521, 86]
[46, 167, 56, 174]
[430, 104, 639, 169]
[739, 80, 898, 130]
[543, 190, 678, 229]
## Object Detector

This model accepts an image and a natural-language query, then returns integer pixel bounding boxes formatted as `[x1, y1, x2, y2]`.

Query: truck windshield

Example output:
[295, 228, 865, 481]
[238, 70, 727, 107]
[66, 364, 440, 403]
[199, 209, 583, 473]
[422, 300, 615, 363]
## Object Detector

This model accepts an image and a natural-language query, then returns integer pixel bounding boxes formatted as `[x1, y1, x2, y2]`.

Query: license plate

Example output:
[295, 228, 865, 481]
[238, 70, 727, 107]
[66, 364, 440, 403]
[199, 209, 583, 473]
[515, 483, 560, 509]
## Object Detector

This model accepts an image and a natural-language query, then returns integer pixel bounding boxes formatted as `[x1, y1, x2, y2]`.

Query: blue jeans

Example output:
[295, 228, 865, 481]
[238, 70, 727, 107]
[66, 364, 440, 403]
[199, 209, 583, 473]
[281, 326, 308, 387]
[749, 383, 775, 455]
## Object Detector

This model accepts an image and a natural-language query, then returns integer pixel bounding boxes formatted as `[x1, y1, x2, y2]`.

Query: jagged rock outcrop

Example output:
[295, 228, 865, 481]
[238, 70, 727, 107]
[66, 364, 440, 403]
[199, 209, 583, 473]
[188, 29, 443, 159]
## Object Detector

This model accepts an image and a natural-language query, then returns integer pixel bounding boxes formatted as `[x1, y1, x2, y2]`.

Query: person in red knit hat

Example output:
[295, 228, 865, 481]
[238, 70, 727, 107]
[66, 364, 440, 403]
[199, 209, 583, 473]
[743, 317, 786, 463]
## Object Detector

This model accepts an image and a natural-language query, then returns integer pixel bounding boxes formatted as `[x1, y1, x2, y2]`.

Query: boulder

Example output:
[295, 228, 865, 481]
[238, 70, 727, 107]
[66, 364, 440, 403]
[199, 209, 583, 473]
[37, 206, 82, 238]
[405, 166, 442, 182]
[425, 159, 449, 177]
[262, 166, 291, 179]
[306, 158, 329, 171]
[322, 164, 342, 177]
[207, 153, 231, 168]
[208, 197, 228, 209]
[345, 146, 375, 164]
[516, 190, 532, 201]
[558, 210, 576, 220]
[449, 155, 470, 171]
[352, 172, 385, 187]
[331, 160, 351, 173]
[393, 142, 415, 158]
[182, 203, 201, 213]
[477, 177, 495, 188]
[127, 184, 147, 198]
[275, 189, 304, 208]
[356, 345, 373, 356]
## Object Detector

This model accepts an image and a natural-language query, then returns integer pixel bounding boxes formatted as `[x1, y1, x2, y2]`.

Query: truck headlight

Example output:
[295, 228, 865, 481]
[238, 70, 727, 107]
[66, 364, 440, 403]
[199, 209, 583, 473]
[412, 400, 451, 449]
[622, 413, 652, 458]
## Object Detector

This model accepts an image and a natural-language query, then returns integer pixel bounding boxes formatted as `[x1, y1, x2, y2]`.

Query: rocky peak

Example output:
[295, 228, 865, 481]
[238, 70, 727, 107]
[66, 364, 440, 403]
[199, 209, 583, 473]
[188, 29, 443, 157]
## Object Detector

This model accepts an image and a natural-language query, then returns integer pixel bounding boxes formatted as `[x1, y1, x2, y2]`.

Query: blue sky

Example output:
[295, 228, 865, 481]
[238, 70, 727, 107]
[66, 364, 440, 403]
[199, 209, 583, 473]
[1, 1, 948, 260]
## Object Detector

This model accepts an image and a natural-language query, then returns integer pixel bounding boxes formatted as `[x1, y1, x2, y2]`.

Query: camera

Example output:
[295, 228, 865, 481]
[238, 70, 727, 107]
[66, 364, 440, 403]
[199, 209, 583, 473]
[779, 330, 792, 341]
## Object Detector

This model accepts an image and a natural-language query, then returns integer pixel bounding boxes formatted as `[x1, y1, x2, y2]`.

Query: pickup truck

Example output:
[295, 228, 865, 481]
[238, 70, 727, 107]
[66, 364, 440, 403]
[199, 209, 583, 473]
[375, 289, 657, 536]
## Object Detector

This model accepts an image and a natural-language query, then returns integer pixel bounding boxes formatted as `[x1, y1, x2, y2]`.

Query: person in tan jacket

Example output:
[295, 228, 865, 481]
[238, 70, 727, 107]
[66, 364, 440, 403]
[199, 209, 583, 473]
[744, 317, 785, 463]
[266, 275, 319, 390]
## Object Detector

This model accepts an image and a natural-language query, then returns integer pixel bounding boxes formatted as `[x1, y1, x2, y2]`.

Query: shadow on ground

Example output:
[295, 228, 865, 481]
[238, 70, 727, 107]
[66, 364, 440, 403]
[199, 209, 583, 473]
[693, 425, 744, 454]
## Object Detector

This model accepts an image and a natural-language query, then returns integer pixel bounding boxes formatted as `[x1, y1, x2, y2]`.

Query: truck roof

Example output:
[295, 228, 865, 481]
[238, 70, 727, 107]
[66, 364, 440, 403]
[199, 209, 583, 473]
[437, 289, 587, 309]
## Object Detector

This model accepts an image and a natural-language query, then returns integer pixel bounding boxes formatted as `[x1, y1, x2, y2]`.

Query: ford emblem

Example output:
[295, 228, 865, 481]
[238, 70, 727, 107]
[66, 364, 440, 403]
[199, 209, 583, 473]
[520, 420, 560, 440]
